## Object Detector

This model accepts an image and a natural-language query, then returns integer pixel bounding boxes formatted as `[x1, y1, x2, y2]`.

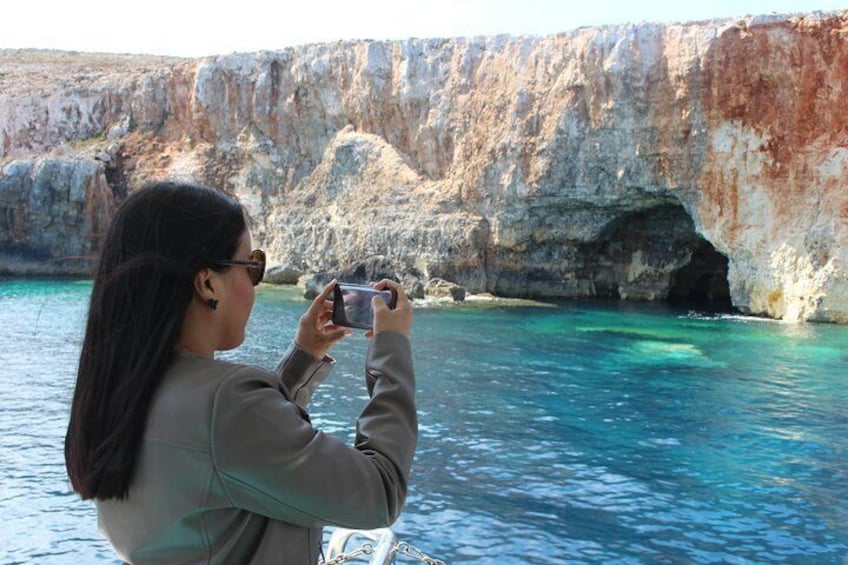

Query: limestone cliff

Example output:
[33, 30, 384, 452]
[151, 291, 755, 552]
[1, 11, 846, 322]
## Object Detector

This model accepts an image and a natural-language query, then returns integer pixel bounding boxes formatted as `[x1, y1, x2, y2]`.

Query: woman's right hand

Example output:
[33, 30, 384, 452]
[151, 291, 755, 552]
[367, 279, 412, 338]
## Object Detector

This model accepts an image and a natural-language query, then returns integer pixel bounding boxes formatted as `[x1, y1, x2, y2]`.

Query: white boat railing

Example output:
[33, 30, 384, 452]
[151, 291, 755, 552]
[322, 527, 445, 565]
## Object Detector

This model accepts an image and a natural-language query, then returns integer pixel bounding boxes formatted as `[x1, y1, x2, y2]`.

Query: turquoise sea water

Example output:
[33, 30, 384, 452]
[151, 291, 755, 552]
[1, 278, 847, 564]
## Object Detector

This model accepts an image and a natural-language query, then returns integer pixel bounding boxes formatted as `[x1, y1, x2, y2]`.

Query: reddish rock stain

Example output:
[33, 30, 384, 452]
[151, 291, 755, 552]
[700, 16, 848, 230]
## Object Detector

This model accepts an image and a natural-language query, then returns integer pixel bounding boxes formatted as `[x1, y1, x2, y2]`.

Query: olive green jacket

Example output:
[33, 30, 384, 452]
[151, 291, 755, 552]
[96, 332, 417, 564]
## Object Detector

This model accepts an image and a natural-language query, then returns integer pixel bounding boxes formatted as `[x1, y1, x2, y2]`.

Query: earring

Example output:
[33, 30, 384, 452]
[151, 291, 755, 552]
[206, 298, 219, 310]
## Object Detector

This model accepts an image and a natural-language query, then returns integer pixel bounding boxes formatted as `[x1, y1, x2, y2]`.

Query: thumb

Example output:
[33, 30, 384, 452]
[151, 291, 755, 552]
[371, 295, 388, 313]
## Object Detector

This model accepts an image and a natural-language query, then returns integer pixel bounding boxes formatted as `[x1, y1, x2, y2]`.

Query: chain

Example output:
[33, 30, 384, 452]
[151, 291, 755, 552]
[319, 540, 445, 565]
[320, 542, 374, 565]
[394, 541, 446, 565]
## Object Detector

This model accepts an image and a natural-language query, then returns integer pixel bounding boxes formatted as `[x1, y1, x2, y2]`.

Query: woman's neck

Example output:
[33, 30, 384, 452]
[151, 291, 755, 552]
[176, 301, 218, 359]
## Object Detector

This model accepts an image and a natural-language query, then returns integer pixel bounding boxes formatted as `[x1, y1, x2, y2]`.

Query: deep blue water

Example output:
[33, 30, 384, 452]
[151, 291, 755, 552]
[1, 279, 847, 564]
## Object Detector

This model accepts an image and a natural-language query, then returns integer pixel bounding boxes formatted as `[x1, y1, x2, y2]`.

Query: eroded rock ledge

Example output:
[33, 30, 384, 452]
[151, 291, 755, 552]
[1, 11, 847, 322]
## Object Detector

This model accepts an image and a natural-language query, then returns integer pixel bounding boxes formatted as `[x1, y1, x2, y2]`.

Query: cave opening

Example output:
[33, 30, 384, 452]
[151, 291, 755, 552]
[667, 238, 733, 312]
[587, 202, 734, 313]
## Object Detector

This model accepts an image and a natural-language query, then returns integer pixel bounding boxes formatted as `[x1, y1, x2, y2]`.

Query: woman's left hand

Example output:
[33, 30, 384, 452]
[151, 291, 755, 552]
[295, 280, 351, 359]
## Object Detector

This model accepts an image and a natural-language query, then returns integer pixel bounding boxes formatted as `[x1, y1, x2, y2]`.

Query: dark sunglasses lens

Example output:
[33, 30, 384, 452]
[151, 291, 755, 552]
[249, 250, 265, 286]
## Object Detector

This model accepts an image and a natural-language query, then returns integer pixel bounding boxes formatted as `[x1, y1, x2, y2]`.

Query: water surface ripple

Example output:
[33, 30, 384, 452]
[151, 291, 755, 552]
[1, 280, 847, 564]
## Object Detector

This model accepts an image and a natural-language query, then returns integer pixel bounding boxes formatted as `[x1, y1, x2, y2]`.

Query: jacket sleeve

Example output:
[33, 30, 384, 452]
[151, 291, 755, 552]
[211, 331, 417, 529]
[274, 341, 334, 409]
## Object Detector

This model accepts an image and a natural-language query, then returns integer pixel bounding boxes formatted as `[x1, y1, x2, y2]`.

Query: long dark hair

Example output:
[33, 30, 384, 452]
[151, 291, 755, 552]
[65, 181, 246, 500]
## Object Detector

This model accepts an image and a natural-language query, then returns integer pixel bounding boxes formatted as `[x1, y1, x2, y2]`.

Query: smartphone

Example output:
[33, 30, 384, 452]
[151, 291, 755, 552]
[332, 283, 397, 330]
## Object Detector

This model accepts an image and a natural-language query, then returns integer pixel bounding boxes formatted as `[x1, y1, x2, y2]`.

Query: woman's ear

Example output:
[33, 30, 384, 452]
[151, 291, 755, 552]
[193, 268, 217, 302]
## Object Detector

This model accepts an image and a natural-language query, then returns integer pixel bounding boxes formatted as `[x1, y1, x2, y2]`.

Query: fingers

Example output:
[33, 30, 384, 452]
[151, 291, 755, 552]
[316, 298, 333, 316]
[316, 308, 332, 326]
[368, 279, 413, 337]
[307, 279, 337, 318]
[303, 305, 333, 328]
[323, 324, 352, 341]
[372, 278, 399, 291]
[372, 278, 408, 306]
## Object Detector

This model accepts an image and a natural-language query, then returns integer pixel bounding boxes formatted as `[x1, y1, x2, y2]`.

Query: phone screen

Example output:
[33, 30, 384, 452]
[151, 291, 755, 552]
[332, 284, 397, 329]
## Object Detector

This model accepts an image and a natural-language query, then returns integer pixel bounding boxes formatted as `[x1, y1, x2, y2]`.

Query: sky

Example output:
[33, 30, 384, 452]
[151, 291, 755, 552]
[3, 0, 846, 58]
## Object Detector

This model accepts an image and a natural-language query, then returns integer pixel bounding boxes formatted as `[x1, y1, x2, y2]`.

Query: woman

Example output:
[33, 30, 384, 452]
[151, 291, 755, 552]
[64, 181, 417, 564]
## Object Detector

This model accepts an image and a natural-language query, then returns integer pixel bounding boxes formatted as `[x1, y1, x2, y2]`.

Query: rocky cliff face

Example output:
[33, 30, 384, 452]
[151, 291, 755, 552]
[1, 11, 846, 322]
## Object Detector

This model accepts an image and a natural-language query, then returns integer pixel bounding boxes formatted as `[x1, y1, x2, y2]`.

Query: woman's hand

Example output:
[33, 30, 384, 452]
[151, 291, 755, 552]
[366, 279, 413, 338]
[295, 280, 351, 359]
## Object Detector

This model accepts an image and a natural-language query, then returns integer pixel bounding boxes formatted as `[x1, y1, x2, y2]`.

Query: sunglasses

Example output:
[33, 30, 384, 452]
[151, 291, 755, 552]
[213, 249, 266, 286]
